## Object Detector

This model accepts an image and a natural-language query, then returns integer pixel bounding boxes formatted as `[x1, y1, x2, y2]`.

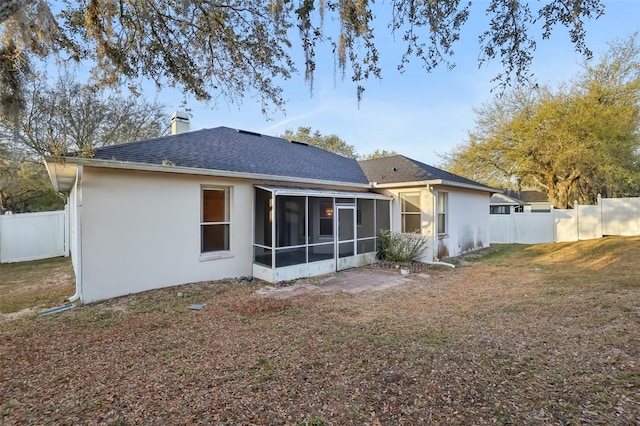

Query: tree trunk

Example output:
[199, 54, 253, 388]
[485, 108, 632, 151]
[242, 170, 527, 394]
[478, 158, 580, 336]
[546, 170, 582, 209]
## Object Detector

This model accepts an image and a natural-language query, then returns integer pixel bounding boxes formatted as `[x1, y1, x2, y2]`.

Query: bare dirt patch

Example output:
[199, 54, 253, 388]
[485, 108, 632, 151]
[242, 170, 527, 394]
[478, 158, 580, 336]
[1, 238, 639, 425]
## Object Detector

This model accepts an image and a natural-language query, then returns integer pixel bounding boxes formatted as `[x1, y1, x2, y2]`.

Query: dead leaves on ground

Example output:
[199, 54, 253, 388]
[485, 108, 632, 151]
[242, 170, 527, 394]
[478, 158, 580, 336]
[1, 242, 640, 424]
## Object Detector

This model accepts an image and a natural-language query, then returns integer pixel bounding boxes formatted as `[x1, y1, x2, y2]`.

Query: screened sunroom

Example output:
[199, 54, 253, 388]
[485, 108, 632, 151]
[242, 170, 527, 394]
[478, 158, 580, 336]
[253, 186, 391, 283]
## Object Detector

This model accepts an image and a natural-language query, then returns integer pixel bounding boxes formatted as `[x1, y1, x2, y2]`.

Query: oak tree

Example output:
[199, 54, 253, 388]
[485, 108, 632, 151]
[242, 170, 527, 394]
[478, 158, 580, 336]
[3, 72, 168, 157]
[360, 149, 399, 160]
[0, 156, 64, 213]
[281, 126, 358, 159]
[443, 35, 640, 208]
[1, 1, 606, 113]
[0, 72, 168, 212]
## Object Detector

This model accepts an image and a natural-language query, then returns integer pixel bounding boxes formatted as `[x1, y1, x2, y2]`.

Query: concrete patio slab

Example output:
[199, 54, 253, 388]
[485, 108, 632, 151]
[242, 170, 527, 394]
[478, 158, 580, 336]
[255, 267, 421, 298]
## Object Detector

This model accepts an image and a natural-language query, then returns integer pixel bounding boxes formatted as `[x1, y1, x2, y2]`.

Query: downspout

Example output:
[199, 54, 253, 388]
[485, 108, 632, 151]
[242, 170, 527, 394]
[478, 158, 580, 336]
[426, 184, 455, 269]
[68, 165, 83, 302]
[426, 260, 456, 268]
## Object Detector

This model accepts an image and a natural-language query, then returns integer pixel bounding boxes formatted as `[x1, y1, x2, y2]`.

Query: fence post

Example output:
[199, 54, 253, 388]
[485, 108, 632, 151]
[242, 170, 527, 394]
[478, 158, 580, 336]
[597, 194, 603, 238]
[510, 209, 515, 244]
[574, 200, 579, 241]
[552, 207, 556, 242]
[0, 215, 3, 263]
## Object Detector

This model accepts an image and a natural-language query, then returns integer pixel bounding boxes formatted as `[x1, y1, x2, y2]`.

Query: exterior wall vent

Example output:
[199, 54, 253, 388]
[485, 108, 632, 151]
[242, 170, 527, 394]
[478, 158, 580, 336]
[237, 129, 262, 137]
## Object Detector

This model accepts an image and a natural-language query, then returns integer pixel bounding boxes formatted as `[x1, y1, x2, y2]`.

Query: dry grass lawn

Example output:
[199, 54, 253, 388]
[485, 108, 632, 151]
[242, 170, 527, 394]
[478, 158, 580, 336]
[1, 237, 639, 425]
[0, 257, 75, 315]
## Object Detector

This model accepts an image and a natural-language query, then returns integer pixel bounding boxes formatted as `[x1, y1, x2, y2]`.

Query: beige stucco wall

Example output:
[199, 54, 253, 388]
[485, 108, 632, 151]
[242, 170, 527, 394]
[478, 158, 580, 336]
[434, 186, 490, 259]
[74, 165, 490, 301]
[79, 167, 254, 303]
[377, 185, 490, 261]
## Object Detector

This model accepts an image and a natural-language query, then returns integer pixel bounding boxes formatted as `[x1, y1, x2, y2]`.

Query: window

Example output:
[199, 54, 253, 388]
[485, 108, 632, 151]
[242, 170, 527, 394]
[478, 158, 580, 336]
[318, 199, 334, 236]
[531, 206, 551, 213]
[201, 187, 230, 252]
[437, 192, 448, 235]
[400, 192, 421, 233]
[490, 205, 510, 215]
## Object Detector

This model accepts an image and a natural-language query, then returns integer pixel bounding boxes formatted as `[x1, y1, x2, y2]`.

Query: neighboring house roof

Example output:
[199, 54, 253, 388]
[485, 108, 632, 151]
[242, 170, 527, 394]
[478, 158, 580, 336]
[359, 155, 495, 192]
[64, 126, 369, 185]
[504, 189, 550, 204]
[490, 193, 525, 206]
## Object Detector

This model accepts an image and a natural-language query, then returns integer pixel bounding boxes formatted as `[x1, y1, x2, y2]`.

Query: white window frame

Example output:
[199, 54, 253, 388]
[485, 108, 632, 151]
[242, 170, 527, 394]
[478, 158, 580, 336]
[437, 191, 448, 235]
[318, 199, 334, 237]
[200, 186, 233, 260]
[400, 192, 422, 234]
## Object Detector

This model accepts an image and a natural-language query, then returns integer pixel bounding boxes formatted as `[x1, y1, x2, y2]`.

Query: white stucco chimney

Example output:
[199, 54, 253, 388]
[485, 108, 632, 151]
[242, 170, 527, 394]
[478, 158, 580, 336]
[171, 111, 190, 135]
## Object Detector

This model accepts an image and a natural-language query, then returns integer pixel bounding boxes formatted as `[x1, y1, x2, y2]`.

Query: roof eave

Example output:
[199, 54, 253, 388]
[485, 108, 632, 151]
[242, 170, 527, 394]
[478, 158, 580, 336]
[372, 179, 497, 193]
[55, 156, 372, 189]
[43, 157, 78, 193]
[370, 180, 433, 189]
[436, 179, 498, 193]
[491, 194, 525, 205]
[490, 202, 520, 206]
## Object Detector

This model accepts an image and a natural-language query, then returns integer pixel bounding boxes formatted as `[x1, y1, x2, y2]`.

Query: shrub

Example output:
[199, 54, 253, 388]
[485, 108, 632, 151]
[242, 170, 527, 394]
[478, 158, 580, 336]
[377, 230, 429, 263]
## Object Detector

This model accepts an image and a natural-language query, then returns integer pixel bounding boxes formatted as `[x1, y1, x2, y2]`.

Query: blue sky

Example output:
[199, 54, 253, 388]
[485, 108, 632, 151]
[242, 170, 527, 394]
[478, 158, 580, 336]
[161, 1, 639, 166]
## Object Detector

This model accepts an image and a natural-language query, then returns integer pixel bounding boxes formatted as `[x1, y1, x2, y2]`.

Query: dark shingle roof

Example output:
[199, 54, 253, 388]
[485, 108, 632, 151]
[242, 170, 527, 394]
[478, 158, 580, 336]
[84, 126, 369, 184]
[358, 155, 490, 188]
[490, 193, 524, 205]
[504, 189, 550, 203]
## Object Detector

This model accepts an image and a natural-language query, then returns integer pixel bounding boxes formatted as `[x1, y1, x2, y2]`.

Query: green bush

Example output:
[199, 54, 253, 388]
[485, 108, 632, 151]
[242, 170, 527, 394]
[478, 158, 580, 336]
[377, 230, 429, 263]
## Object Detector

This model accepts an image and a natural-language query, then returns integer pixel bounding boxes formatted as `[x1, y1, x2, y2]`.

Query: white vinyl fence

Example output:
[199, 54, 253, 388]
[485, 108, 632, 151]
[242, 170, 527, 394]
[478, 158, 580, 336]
[490, 196, 640, 244]
[601, 197, 640, 236]
[0, 207, 69, 263]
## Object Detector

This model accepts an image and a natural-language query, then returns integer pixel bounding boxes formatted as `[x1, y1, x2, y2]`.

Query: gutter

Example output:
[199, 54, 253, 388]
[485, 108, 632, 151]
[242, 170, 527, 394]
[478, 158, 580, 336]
[68, 165, 83, 303]
[373, 179, 496, 193]
[45, 156, 372, 190]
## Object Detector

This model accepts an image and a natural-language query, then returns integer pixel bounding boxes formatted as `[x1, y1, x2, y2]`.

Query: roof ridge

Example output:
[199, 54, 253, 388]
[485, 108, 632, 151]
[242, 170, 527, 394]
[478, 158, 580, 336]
[405, 156, 483, 184]
[67, 126, 370, 185]
[358, 154, 404, 163]
[88, 126, 221, 155]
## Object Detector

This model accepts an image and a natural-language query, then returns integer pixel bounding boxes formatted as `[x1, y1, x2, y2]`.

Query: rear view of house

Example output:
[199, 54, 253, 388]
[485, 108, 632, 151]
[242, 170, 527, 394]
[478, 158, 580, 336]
[45, 120, 494, 303]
